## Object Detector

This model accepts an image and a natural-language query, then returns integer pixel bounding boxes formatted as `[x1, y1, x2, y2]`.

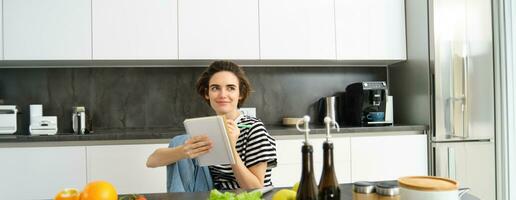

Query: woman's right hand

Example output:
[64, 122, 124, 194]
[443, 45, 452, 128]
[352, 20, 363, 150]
[181, 135, 213, 159]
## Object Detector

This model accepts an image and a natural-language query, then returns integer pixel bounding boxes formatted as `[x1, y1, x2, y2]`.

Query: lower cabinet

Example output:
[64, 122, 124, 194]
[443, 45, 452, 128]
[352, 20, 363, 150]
[272, 137, 352, 187]
[0, 146, 87, 200]
[350, 134, 428, 182]
[0, 143, 169, 199]
[86, 143, 169, 194]
[1, 134, 427, 199]
[272, 134, 428, 187]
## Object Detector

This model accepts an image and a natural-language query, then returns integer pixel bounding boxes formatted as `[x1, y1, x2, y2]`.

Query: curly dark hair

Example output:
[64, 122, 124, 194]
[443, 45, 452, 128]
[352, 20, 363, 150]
[195, 61, 251, 107]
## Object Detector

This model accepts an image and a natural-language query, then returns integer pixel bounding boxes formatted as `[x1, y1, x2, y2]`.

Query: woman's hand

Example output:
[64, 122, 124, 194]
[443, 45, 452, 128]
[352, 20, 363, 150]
[181, 135, 213, 159]
[225, 120, 241, 149]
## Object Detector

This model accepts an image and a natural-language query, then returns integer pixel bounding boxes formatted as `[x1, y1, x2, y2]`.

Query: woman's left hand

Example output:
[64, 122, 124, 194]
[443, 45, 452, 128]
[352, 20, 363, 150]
[225, 120, 240, 149]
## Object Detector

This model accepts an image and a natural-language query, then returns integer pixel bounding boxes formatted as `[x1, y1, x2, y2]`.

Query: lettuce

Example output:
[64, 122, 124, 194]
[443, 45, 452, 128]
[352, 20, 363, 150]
[209, 189, 262, 200]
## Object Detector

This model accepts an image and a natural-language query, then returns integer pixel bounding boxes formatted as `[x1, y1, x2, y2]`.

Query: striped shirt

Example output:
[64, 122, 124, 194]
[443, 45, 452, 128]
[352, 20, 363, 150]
[209, 115, 277, 190]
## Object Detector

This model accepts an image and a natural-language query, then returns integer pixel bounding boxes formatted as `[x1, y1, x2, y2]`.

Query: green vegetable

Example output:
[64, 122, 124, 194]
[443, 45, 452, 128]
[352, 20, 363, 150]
[208, 189, 262, 200]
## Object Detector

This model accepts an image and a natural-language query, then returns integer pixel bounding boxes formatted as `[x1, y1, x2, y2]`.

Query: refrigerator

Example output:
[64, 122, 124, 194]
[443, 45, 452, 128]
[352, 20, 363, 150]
[430, 0, 496, 199]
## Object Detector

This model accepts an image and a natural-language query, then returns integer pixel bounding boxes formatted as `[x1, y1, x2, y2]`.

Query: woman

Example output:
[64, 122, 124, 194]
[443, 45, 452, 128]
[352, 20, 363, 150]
[146, 61, 277, 190]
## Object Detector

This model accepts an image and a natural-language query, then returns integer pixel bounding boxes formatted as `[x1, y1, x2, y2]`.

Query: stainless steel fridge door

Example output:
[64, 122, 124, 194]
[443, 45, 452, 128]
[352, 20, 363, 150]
[432, 0, 494, 141]
[432, 141, 495, 200]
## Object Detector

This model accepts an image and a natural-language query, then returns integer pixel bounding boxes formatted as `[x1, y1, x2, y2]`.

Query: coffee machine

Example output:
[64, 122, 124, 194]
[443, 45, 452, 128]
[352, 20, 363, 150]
[343, 81, 393, 126]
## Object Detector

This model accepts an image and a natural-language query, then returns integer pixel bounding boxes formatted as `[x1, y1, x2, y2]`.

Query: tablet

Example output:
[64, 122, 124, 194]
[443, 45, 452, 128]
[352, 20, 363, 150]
[183, 115, 236, 166]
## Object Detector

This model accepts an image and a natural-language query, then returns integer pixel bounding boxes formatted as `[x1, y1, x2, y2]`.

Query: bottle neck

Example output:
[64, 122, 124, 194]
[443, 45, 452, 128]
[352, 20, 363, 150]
[301, 144, 315, 175]
[322, 142, 335, 169]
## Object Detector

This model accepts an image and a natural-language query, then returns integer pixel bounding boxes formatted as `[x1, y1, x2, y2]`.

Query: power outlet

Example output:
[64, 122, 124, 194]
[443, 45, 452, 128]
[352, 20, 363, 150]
[239, 107, 256, 118]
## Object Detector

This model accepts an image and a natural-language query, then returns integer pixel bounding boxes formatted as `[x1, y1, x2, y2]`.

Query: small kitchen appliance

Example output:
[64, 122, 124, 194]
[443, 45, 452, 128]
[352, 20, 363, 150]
[343, 81, 393, 126]
[72, 106, 86, 134]
[317, 96, 339, 127]
[0, 105, 18, 134]
[29, 104, 58, 135]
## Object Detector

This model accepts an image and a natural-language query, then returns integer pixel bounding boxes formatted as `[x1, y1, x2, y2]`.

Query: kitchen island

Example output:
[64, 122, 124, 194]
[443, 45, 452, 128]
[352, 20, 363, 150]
[122, 183, 480, 200]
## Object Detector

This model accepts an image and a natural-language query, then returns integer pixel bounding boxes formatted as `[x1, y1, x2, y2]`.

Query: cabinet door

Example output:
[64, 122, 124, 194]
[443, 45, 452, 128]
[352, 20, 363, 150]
[86, 144, 168, 194]
[259, 0, 336, 59]
[0, 1, 3, 60]
[332, 137, 352, 184]
[272, 137, 351, 187]
[0, 146, 87, 200]
[3, 0, 91, 60]
[178, 0, 259, 59]
[335, 0, 406, 60]
[92, 0, 178, 59]
[351, 134, 428, 182]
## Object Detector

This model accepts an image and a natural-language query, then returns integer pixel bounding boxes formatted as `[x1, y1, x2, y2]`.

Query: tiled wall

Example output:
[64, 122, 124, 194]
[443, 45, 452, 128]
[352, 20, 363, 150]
[0, 67, 386, 134]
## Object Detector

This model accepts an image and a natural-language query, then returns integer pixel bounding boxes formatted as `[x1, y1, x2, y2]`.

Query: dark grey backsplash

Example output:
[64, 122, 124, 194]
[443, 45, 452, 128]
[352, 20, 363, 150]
[0, 67, 386, 134]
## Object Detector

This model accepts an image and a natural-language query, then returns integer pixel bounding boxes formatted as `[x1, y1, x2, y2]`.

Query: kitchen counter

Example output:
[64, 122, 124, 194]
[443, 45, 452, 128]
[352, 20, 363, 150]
[122, 182, 479, 200]
[0, 125, 427, 146]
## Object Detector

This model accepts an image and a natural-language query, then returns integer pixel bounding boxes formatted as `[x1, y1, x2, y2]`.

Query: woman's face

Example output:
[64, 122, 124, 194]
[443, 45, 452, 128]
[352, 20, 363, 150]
[205, 71, 242, 115]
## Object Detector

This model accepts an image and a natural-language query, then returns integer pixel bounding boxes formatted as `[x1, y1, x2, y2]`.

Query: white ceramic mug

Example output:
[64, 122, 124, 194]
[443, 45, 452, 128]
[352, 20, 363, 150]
[400, 187, 469, 200]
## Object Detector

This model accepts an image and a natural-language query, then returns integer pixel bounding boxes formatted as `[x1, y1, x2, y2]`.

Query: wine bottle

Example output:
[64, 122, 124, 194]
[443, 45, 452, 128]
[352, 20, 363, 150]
[318, 116, 340, 200]
[318, 142, 340, 200]
[297, 144, 318, 200]
[296, 115, 318, 200]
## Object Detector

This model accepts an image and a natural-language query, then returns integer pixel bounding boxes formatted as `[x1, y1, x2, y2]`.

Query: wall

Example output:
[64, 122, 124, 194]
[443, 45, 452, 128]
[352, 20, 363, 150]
[0, 67, 386, 134]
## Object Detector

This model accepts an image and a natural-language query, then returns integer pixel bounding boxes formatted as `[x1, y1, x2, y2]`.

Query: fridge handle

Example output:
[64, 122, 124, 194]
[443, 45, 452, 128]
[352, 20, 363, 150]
[462, 49, 469, 139]
[447, 147, 456, 180]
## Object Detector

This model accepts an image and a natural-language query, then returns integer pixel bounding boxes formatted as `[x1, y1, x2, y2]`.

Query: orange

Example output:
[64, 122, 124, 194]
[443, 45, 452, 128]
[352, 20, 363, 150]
[54, 188, 80, 200]
[80, 180, 118, 200]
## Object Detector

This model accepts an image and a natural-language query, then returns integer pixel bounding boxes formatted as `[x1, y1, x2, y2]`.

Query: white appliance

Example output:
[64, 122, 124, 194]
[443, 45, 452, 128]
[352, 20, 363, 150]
[29, 104, 58, 135]
[430, 0, 495, 199]
[0, 105, 18, 134]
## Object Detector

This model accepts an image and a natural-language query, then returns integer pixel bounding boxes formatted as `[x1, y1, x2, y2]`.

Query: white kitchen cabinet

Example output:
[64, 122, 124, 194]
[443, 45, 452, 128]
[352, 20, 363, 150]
[335, 0, 406, 60]
[259, 0, 336, 59]
[178, 0, 260, 59]
[92, 0, 178, 59]
[434, 141, 495, 200]
[3, 0, 91, 60]
[0, 146, 87, 200]
[350, 134, 428, 182]
[0, 1, 3, 60]
[272, 137, 351, 187]
[86, 143, 168, 194]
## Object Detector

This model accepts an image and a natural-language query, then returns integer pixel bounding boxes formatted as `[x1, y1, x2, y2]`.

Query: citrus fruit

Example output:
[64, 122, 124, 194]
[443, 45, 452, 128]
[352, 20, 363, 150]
[54, 188, 80, 200]
[292, 182, 300, 192]
[272, 189, 296, 200]
[80, 180, 117, 200]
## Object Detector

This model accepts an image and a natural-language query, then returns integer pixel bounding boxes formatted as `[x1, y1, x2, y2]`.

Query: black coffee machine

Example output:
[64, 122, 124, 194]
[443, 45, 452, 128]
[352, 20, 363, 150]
[343, 81, 392, 126]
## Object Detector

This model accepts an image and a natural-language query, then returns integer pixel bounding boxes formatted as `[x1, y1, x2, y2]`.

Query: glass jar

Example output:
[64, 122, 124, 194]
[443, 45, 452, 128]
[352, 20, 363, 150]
[375, 182, 400, 200]
[352, 181, 377, 200]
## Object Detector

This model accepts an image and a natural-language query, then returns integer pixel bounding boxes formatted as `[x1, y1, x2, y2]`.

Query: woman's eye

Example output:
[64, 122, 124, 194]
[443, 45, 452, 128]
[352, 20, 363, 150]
[210, 87, 219, 92]
[228, 87, 236, 91]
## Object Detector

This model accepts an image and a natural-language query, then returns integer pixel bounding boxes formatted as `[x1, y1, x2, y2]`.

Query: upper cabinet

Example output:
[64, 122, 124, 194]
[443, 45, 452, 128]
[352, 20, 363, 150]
[3, 0, 91, 60]
[0, 0, 406, 63]
[92, 0, 178, 60]
[259, 0, 336, 59]
[178, 0, 260, 59]
[335, 0, 406, 60]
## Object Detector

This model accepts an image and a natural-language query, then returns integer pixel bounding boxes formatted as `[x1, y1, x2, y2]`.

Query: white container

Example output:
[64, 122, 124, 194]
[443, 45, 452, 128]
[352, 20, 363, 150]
[0, 105, 18, 134]
[398, 176, 469, 200]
